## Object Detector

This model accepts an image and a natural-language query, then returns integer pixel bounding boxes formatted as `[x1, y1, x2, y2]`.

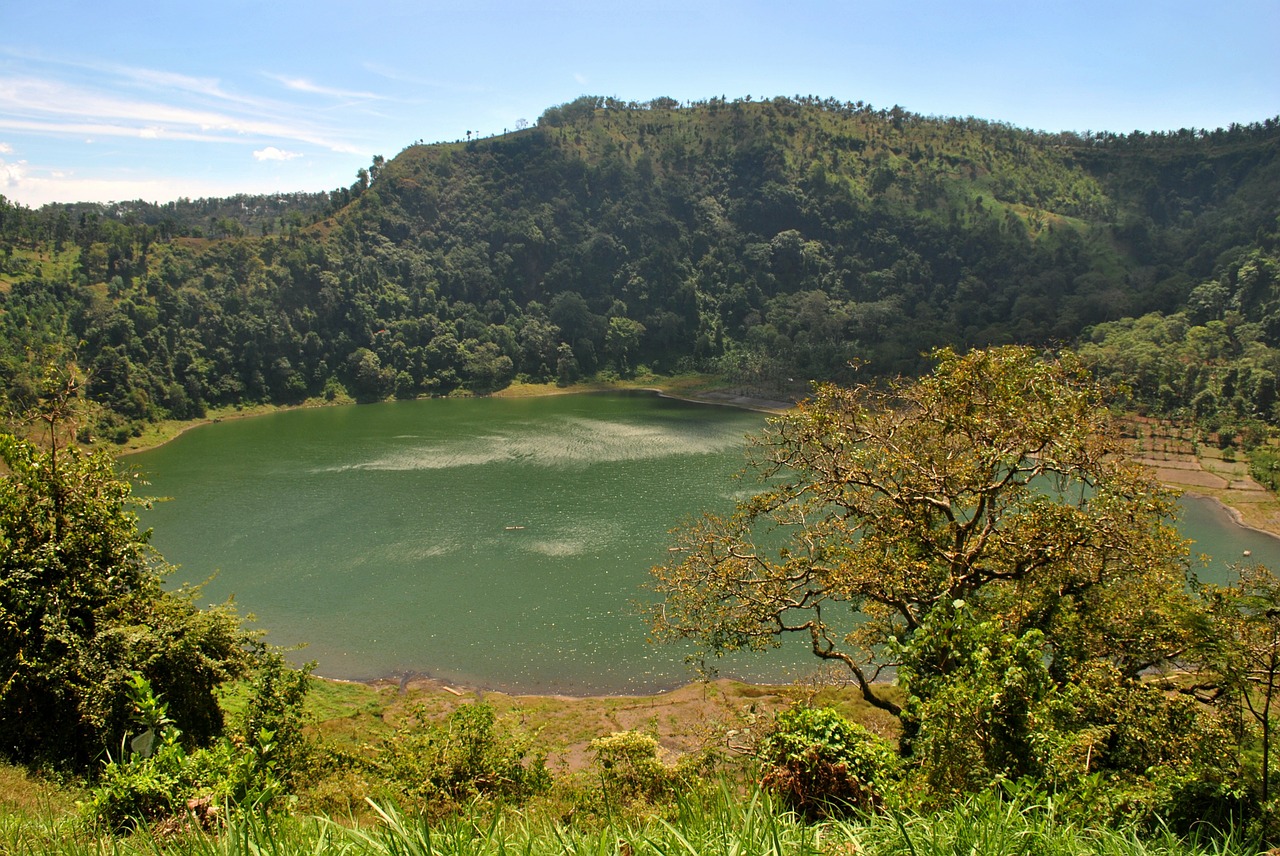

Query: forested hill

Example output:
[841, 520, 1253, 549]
[1, 95, 1278, 442]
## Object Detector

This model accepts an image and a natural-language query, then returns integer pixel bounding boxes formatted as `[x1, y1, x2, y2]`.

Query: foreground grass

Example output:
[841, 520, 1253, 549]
[0, 785, 1258, 856]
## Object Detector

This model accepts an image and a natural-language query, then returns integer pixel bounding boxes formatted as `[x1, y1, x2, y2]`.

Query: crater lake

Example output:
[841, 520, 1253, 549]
[130, 392, 1280, 694]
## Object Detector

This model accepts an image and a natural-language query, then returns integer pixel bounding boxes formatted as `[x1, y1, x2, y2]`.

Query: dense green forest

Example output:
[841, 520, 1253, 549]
[1, 95, 1278, 444]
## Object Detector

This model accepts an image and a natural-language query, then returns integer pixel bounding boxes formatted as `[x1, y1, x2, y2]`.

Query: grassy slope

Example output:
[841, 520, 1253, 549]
[1, 596, 1262, 846]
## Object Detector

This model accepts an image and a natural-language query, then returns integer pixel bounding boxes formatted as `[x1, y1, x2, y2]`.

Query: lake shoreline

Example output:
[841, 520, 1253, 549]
[115, 375, 792, 456]
[120, 381, 1280, 543]
[1141, 457, 1280, 543]
[309, 676, 900, 773]
[1178, 491, 1280, 557]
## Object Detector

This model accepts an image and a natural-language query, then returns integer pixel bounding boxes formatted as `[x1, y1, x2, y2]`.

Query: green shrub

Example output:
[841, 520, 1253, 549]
[86, 661, 312, 832]
[1030, 661, 1249, 833]
[590, 730, 683, 806]
[234, 650, 315, 791]
[1249, 444, 1280, 492]
[757, 705, 899, 819]
[364, 701, 549, 814]
[0, 428, 252, 771]
[895, 603, 1053, 798]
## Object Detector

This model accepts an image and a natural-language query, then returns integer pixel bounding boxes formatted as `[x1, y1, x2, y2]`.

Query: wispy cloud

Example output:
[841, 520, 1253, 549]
[114, 65, 258, 106]
[268, 74, 387, 102]
[0, 54, 369, 155]
[3, 49, 288, 114]
[0, 142, 12, 154]
[363, 62, 488, 94]
[0, 117, 249, 144]
[0, 157, 308, 206]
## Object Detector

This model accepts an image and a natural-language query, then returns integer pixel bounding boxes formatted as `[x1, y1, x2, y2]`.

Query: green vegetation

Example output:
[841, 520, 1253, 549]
[757, 705, 900, 818]
[0, 780, 1266, 856]
[1078, 247, 1280, 444]
[0, 97, 1276, 443]
[0, 366, 253, 771]
[652, 348, 1251, 829]
[0, 368, 315, 833]
[3, 347, 1280, 849]
[3, 92, 1280, 848]
[651, 347, 1191, 706]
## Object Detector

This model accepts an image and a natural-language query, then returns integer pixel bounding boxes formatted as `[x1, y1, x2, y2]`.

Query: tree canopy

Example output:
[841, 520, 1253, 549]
[0, 370, 252, 769]
[650, 347, 1196, 714]
[649, 346, 1264, 814]
[1, 98, 1277, 442]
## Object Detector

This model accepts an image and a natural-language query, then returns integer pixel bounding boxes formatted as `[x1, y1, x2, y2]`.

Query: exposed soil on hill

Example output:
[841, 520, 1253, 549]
[1124, 415, 1280, 537]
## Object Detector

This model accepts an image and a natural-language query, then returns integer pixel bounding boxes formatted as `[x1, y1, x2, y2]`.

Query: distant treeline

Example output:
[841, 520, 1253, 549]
[1, 95, 1277, 442]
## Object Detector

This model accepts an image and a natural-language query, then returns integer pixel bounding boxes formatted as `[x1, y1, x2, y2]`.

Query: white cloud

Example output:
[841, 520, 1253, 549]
[254, 146, 302, 162]
[0, 68, 366, 154]
[0, 165, 304, 207]
[0, 142, 12, 154]
[1, 157, 27, 188]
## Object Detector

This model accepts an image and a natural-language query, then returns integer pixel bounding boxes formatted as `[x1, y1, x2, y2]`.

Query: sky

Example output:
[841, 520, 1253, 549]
[1, 0, 1276, 208]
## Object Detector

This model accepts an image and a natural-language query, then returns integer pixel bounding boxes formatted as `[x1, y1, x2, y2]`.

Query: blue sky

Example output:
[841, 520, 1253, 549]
[1, 0, 1276, 207]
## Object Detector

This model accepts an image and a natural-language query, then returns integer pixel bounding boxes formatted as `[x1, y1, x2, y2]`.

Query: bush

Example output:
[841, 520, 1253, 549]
[86, 661, 313, 832]
[364, 701, 549, 814]
[590, 730, 685, 808]
[1249, 444, 1280, 492]
[234, 650, 315, 791]
[87, 670, 290, 829]
[0, 427, 251, 771]
[757, 706, 899, 819]
[1031, 661, 1249, 832]
[895, 603, 1053, 797]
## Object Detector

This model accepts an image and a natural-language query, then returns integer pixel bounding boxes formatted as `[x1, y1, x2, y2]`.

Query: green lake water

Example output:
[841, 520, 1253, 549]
[130, 392, 1280, 694]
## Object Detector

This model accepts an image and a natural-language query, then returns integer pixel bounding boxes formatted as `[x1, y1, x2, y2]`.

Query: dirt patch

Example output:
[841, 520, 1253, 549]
[1150, 467, 1230, 489]
[1134, 458, 1204, 472]
[1122, 416, 1280, 539]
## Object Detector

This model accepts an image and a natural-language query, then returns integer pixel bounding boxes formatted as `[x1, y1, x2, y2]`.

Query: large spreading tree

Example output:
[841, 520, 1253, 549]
[651, 346, 1240, 807]
[651, 346, 1197, 708]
